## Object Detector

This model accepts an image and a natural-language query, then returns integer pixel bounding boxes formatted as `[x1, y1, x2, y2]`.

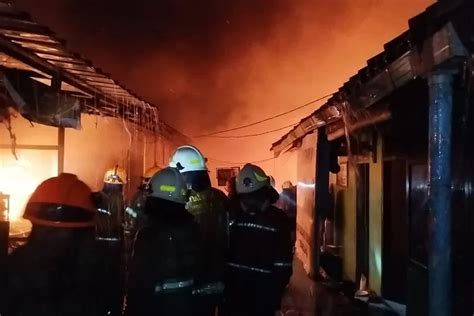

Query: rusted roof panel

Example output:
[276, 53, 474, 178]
[271, 0, 470, 155]
[0, 1, 162, 132]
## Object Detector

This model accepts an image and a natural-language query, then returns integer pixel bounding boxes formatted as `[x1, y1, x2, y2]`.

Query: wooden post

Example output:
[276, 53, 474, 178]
[314, 128, 331, 278]
[58, 127, 65, 174]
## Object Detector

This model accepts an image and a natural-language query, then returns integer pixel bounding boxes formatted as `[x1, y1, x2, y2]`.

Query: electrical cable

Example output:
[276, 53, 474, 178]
[203, 123, 296, 138]
[207, 156, 275, 165]
[195, 92, 333, 137]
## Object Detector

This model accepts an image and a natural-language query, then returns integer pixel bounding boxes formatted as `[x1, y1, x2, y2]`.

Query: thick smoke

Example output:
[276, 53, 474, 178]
[13, 0, 433, 135]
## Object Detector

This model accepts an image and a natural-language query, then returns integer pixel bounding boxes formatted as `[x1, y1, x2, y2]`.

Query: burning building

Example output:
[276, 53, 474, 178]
[0, 2, 188, 237]
[271, 1, 473, 315]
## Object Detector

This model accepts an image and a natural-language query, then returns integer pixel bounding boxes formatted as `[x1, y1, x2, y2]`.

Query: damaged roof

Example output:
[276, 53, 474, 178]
[0, 1, 161, 131]
[271, 0, 472, 156]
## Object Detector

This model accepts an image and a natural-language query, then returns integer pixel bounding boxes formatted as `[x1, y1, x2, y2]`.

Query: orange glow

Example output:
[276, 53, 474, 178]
[0, 149, 57, 222]
[11, 0, 436, 190]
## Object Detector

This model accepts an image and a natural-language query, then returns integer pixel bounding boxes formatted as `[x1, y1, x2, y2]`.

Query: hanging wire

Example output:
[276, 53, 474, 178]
[202, 123, 297, 138]
[195, 92, 333, 137]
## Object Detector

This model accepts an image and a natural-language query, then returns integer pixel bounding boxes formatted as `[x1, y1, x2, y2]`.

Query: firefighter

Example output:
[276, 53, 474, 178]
[268, 175, 281, 207]
[125, 167, 199, 316]
[169, 145, 229, 316]
[224, 176, 236, 199]
[0, 173, 102, 316]
[96, 165, 127, 241]
[225, 176, 241, 223]
[226, 164, 293, 316]
[94, 165, 128, 316]
[124, 165, 161, 259]
[279, 180, 297, 245]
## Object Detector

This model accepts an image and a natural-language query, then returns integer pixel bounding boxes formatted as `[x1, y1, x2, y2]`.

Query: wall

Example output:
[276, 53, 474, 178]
[0, 113, 178, 220]
[196, 139, 298, 192]
[295, 132, 317, 274]
[368, 134, 383, 294]
[331, 159, 357, 282]
[272, 149, 298, 190]
[65, 114, 179, 198]
[0, 112, 58, 146]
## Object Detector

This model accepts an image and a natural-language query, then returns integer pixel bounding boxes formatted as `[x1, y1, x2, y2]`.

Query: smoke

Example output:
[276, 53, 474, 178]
[12, 0, 433, 135]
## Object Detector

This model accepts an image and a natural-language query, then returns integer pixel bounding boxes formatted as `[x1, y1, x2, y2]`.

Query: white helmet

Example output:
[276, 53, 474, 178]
[148, 167, 189, 204]
[236, 163, 271, 194]
[169, 145, 207, 173]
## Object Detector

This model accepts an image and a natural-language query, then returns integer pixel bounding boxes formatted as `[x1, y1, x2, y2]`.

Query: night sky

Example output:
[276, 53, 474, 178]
[12, 0, 434, 136]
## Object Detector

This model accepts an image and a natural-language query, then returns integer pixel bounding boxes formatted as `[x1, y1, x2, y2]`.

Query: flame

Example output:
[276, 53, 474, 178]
[0, 150, 57, 221]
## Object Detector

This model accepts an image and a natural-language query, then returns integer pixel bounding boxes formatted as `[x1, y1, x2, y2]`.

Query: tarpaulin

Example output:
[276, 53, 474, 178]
[1, 70, 81, 129]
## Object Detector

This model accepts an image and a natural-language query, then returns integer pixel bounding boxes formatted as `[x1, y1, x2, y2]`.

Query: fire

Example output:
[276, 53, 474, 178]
[0, 150, 57, 222]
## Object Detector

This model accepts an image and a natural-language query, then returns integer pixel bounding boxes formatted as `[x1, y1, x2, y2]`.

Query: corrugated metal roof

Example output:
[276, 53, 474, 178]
[271, 0, 470, 156]
[0, 1, 161, 131]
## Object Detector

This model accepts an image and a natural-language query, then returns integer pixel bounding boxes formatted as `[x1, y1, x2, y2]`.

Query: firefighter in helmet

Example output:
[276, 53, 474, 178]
[93, 165, 128, 316]
[169, 145, 229, 316]
[125, 167, 199, 316]
[124, 165, 161, 263]
[1, 173, 103, 316]
[126, 165, 161, 225]
[279, 181, 297, 245]
[226, 164, 293, 316]
[96, 164, 127, 241]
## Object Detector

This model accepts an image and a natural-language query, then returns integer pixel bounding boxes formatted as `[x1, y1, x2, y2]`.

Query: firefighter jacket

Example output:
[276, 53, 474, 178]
[95, 189, 124, 242]
[123, 188, 148, 267]
[125, 186, 148, 234]
[279, 188, 297, 231]
[93, 189, 126, 315]
[125, 207, 200, 316]
[185, 188, 229, 291]
[226, 205, 293, 315]
[0, 227, 105, 316]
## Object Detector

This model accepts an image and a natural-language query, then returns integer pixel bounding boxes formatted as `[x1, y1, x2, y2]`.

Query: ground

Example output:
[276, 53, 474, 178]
[280, 258, 316, 316]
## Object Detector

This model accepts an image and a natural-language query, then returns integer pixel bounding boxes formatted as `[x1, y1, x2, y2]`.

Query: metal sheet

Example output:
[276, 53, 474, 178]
[12, 40, 62, 53]
[0, 3, 162, 132]
[47, 60, 94, 72]
[0, 29, 59, 44]
[296, 132, 317, 275]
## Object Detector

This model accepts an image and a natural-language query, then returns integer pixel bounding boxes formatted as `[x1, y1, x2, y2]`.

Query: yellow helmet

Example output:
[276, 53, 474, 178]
[104, 165, 127, 185]
[143, 165, 162, 180]
[282, 181, 293, 189]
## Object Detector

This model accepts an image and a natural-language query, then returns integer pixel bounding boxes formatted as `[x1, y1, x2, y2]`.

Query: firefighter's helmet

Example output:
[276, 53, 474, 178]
[236, 163, 272, 194]
[104, 165, 127, 184]
[24, 173, 95, 228]
[148, 167, 189, 204]
[169, 145, 207, 173]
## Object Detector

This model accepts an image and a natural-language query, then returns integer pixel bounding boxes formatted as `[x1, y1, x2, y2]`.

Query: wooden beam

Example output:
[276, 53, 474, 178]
[0, 35, 98, 97]
[57, 127, 65, 174]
